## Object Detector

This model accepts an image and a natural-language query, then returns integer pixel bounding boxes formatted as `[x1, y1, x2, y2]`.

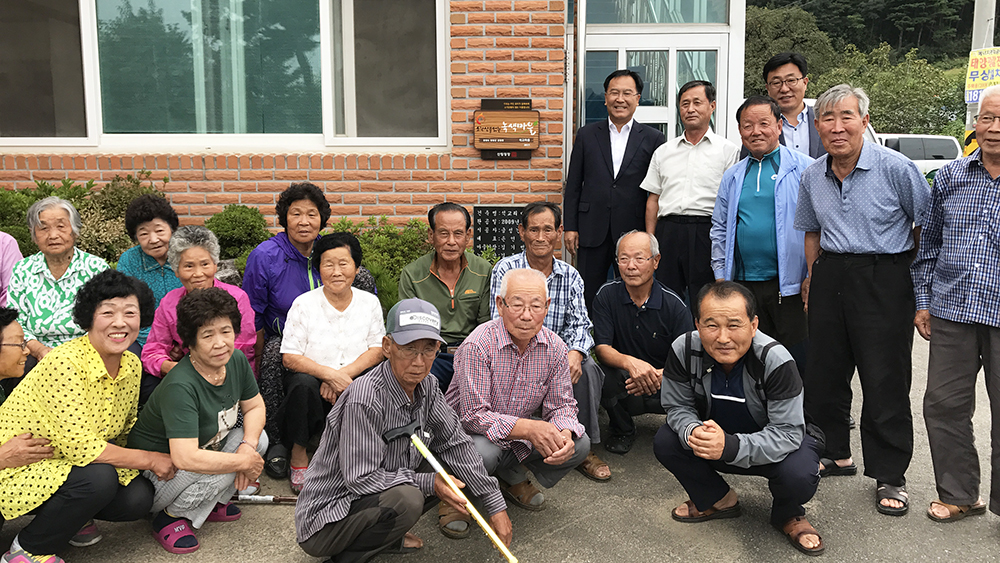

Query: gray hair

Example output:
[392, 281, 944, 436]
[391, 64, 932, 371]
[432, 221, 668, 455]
[27, 197, 82, 243]
[814, 83, 870, 119]
[980, 85, 1000, 109]
[615, 230, 660, 258]
[498, 268, 548, 301]
[167, 225, 221, 271]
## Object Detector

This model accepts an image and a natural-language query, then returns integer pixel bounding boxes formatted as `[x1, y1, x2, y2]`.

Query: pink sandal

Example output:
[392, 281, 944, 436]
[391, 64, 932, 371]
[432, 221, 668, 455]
[206, 502, 241, 522]
[152, 518, 200, 554]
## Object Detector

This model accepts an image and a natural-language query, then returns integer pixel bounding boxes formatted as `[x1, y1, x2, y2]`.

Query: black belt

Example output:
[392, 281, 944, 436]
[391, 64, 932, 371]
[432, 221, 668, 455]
[660, 214, 711, 224]
[822, 251, 910, 263]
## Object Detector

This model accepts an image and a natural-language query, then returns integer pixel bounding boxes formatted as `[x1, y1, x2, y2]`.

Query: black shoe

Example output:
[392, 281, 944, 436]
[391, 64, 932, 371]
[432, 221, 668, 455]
[849, 415, 857, 430]
[604, 433, 636, 455]
[265, 443, 290, 479]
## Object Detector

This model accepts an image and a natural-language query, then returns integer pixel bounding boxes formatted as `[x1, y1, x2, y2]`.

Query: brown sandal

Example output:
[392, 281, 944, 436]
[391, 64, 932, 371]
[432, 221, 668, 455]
[437, 503, 471, 539]
[500, 479, 545, 511]
[671, 499, 742, 523]
[575, 451, 612, 482]
[780, 516, 824, 556]
[927, 499, 987, 523]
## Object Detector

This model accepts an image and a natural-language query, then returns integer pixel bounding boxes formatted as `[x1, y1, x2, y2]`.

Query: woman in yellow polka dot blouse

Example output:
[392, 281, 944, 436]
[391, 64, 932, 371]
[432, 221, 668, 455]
[0, 270, 176, 563]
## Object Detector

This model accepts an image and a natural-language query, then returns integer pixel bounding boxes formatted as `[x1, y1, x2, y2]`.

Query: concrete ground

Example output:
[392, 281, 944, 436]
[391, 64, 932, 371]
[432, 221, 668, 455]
[5, 335, 998, 563]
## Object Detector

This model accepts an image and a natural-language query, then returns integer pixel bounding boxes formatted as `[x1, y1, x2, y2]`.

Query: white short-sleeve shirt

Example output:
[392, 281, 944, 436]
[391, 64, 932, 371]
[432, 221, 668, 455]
[280, 286, 385, 369]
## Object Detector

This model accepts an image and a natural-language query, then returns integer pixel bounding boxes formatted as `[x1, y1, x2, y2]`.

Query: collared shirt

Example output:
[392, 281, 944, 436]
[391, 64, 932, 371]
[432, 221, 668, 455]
[913, 150, 1000, 327]
[116, 245, 182, 346]
[295, 360, 505, 542]
[794, 140, 931, 254]
[0, 336, 141, 519]
[781, 107, 810, 156]
[640, 129, 740, 217]
[0, 232, 23, 308]
[592, 279, 692, 368]
[609, 117, 634, 178]
[448, 319, 585, 460]
[488, 252, 593, 354]
[398, 250, 492, 344]
[8, 248, 109, 346]
[736, 148, 781, 280]
[142, 280, 257, 376]
[280, 287, 385, 369]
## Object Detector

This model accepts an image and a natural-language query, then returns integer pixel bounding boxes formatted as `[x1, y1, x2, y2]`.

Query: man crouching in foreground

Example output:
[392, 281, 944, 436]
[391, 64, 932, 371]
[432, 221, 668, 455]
[295, 298, 512, 563]
[654, 281, 823, 556]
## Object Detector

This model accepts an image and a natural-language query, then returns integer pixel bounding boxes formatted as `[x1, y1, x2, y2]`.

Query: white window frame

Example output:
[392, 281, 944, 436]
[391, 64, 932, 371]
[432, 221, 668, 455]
[1, 0, 449, 152]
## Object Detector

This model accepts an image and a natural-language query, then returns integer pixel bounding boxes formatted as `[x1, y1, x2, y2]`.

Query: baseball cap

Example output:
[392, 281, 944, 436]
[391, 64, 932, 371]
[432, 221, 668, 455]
[386, 298, 447, 345]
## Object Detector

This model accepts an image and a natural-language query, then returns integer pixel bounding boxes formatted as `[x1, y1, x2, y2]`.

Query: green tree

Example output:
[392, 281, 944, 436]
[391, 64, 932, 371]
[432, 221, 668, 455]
[811, 44, 956, 134]
[744, 6, 839, 97]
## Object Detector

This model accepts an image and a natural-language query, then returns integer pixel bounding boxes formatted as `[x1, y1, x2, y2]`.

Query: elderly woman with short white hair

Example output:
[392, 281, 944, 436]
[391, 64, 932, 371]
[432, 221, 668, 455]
[8, 197, 109, 365]
[141, 226, 257, 385]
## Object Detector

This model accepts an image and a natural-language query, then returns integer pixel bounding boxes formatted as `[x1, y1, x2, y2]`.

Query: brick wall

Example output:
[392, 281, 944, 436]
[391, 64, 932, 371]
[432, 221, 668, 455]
[0, 1, 568, 229]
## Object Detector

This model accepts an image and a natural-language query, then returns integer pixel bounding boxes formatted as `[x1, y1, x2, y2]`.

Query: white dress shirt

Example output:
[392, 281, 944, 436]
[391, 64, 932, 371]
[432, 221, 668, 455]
[640, 129, 740, 217]
[609, 117, 634, 178]
[781, 106, 811, 156]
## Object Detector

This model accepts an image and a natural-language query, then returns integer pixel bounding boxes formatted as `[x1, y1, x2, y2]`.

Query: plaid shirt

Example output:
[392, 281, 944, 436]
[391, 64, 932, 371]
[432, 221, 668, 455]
[447, 319, 585, 461]
[489, 252, 594, 353]
[913, 151, 1000, 328]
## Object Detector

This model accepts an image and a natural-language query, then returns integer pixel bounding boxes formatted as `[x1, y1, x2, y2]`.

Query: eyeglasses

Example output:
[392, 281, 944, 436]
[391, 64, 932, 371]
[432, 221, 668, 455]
[976, 115, 999, 125]
[0, 341, 27, 351]
[395, 343, 440, 361]
[766, 77, 805, 89]
[616, 256, 652, 266]
[501, 298, 548, 315]
[606, 89, 638, 99]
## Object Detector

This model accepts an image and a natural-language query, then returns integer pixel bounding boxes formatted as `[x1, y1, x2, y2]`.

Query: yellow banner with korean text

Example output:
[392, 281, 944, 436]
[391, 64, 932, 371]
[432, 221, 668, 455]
[966, 48, 1000, 103]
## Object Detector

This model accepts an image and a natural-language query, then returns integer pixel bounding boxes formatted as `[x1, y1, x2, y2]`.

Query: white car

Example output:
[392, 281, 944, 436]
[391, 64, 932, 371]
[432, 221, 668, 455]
[876, 134, 962, 177]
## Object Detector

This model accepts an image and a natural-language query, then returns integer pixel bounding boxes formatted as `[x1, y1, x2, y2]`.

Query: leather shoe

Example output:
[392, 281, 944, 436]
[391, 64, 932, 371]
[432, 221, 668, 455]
[604, 433, 636, 455]
[265, 443, 290, 479]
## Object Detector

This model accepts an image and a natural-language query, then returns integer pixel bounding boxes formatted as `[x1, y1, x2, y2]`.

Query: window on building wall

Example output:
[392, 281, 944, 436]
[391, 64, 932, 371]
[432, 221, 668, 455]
[0, 0, 87, 137]
[587, 0, 728, 24]
[0, 0, 443, 146]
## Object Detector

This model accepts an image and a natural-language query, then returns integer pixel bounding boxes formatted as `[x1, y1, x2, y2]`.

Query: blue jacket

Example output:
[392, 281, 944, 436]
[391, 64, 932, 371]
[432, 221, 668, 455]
[711, 145, 814, 296]
[243, 232, 321, 339]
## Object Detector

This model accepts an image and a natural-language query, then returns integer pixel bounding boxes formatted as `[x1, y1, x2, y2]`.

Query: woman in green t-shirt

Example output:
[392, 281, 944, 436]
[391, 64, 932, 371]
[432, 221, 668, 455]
[130, 288, 266, 555]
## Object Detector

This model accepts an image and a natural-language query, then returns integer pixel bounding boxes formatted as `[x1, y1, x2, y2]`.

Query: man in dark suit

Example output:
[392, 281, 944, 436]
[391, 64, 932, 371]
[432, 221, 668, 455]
[763, 52, 826, 159]
[564, 69, 666, 310]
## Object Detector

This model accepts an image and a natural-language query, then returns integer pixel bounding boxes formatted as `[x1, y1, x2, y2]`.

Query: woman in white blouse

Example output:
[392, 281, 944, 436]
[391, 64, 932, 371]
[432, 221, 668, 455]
[279, 233, 385, 494]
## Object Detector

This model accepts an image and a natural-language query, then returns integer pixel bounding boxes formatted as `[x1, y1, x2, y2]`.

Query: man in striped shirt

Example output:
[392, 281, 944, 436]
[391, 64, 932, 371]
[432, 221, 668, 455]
[295, 298, 511, 562]
[448, 268, 589, 528]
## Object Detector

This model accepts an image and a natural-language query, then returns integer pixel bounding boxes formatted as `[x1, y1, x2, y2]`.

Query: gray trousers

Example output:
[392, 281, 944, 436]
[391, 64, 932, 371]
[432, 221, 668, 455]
[299, 485, 437, 559]
[574, 355, 605, 444]
[924, 316, 1000, 514]
[472, 432, 590, 489]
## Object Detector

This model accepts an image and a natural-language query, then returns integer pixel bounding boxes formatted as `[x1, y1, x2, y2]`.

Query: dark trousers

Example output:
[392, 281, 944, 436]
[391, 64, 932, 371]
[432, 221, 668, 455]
[19, 464, 153, 555]
[577, 229, 618, 312]
[924, 316, 1000, 514]
[737, 278, 809, 377]
[654, 216, 714, 309]
[299, 485, 438, 559]
[653, 424, 820, 526]
[280, 372, 332, 449]
[803, 252, 914, 486]
[600, 365, 664, 437]
[429, 352, 455, 394]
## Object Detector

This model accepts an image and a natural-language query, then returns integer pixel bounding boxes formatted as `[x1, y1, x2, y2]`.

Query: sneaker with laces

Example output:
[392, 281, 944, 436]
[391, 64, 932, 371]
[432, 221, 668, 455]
[68, 519, 102, 547]
[2, 549, 66, 563]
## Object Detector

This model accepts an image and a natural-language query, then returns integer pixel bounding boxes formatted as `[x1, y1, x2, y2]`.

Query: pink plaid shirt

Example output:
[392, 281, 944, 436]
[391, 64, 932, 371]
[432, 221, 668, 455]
[447, 318, 584, 461]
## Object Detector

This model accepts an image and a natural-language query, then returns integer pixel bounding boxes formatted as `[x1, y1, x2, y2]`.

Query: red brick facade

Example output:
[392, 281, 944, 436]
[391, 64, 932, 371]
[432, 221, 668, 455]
[0, 1, 569, 229]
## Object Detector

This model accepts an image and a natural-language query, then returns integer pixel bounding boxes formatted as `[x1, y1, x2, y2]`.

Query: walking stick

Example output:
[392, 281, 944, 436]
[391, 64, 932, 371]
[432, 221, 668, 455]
[409, 433, 518, 563]
[230, 494, 298, 505]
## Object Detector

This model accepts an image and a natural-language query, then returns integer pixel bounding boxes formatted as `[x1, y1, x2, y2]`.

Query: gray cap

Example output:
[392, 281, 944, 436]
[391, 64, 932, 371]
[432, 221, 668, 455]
[386, 298, 447, 345]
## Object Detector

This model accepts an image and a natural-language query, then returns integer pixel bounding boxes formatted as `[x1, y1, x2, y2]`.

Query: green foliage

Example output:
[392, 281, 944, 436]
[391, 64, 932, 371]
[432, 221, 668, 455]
[476, 245, 501, 267]
[77, 171, 166, 263]
[810, 44, 958, 135]
[235, 246, 254, 276]
[744, 6, 838, 98]
[204, 205, 274, 260]
[0, 179, 94, 256]
[326, 216, 431, 314]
